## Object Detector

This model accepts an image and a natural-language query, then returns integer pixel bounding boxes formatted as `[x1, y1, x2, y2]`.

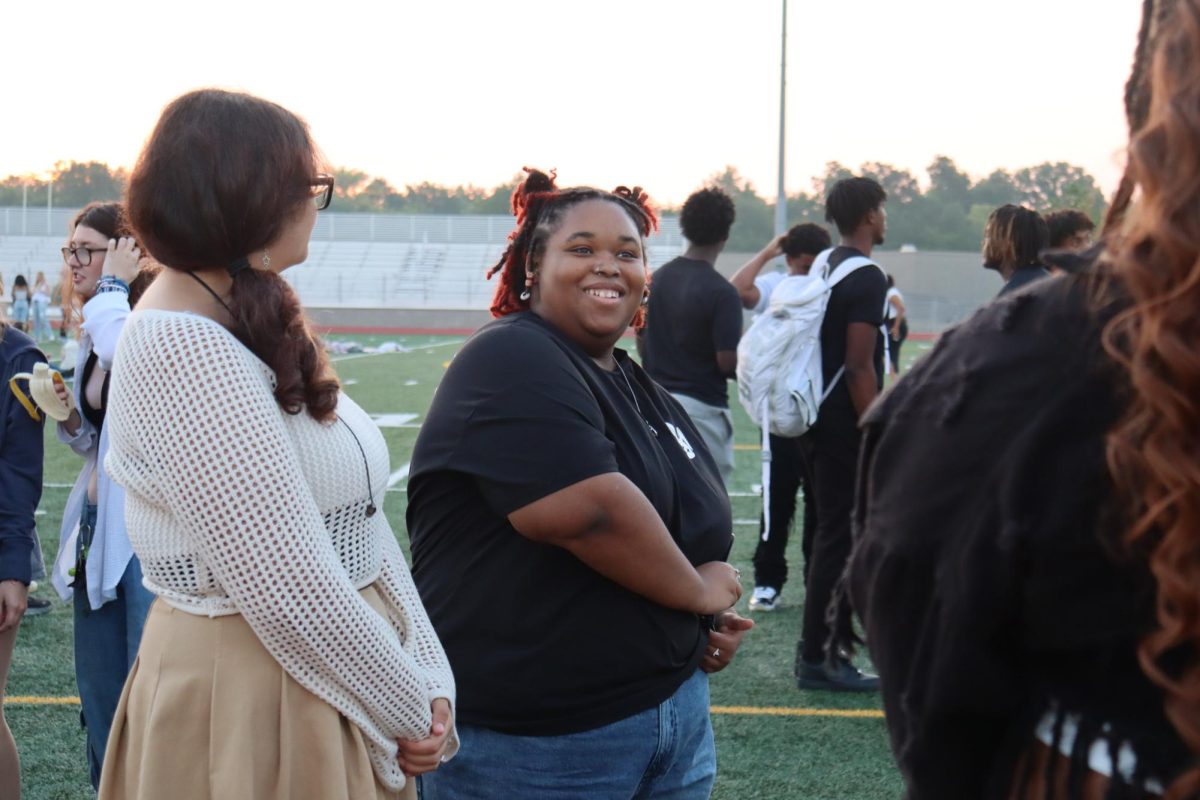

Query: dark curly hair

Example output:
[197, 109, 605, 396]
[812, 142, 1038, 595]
[1044, 209, 1096, 248]
[486, 168, 658, 327]
[825, 177, 887, 236]
[679, 187, 735, 246]
[781, 223, 832, 258]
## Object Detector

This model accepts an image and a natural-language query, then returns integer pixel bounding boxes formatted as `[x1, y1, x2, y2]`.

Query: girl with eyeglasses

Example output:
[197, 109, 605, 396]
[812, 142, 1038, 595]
[99, 89, 454, 800]
[49, 202, 158, 790]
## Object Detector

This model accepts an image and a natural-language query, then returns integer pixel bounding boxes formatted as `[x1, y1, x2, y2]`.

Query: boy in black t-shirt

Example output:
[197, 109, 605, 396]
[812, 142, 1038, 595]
[795, 177, 888, 692]
[637, 187, 742, 487]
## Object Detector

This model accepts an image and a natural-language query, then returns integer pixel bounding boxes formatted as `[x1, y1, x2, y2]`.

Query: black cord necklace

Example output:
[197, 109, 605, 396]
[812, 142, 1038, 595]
[184, 270, 376, 518]
[613, 359, 658, 437]
[338, 415, 378, 517]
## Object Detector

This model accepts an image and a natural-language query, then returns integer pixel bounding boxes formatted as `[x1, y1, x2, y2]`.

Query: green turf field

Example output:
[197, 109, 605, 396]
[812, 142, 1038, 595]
[8, 334, 934, 799]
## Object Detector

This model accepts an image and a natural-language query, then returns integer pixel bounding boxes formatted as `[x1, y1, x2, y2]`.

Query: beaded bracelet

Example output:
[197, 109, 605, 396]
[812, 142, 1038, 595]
[94, 275, 130, 295]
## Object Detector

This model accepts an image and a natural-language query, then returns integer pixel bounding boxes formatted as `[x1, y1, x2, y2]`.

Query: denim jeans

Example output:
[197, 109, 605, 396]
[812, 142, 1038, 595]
[419, 669, 716, 800]
[31, 299, 52, 341]
[73, 503, 154, 790]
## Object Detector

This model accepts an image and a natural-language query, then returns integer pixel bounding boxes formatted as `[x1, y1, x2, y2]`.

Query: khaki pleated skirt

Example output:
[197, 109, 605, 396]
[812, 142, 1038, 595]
[98, 585, 415, 800]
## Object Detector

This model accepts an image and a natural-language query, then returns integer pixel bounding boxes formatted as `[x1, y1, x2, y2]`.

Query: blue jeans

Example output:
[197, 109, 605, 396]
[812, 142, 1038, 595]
[419, 669, 716, 800]
[10, 298, 28, 325]
[73, 504, 153, 790]
[31, 299, 52, 341]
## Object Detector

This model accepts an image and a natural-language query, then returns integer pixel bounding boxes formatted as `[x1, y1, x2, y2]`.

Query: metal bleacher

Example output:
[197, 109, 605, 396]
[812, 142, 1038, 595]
[0, 236, 61, 288]
[0, 209, 687, 312]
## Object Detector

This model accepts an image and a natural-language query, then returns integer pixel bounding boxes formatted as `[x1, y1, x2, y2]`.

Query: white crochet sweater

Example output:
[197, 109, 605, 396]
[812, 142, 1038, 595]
[104, 309, 456, 791]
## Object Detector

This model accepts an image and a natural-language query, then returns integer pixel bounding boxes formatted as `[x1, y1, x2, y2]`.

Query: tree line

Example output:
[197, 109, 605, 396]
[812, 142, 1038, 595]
[1, 156, 1107, 253]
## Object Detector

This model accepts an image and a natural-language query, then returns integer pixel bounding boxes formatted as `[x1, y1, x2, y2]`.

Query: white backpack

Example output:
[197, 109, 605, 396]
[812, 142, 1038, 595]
[735, 247, 880, 540]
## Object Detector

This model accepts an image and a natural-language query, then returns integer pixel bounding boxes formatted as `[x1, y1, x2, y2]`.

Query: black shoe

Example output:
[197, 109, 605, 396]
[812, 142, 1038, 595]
[24, 596, 52, 617]
[796, 654, 880, 692]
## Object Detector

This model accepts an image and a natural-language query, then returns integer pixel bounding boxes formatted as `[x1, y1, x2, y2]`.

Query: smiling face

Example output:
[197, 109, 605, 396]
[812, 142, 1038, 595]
[529, 198, 648, 363]
[65, 225, 109, 299]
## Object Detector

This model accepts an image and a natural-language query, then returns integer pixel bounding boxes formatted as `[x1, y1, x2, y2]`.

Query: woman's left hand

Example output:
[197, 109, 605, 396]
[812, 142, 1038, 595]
[397, 697, 453, 777]
[700, 611, 754, 674]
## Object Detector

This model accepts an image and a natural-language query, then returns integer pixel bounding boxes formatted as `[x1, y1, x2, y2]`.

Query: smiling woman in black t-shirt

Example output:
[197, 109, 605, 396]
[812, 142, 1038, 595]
[408, 169, 750, 800]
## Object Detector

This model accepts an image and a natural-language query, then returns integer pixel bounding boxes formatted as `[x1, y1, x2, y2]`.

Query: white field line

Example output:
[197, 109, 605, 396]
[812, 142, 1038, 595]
[388, 463, 410, 488]
[404, 339, 466, 352]
[331, 351, 396, 363]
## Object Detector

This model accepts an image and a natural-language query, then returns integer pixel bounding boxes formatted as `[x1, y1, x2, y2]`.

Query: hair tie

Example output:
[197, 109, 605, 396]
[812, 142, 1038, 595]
[227, 256, 251, 277]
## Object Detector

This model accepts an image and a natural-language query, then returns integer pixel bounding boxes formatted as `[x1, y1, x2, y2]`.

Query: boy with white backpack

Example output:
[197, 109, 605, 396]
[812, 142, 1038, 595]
[729, 223, 831, 612]
[749, 177, 889, 692]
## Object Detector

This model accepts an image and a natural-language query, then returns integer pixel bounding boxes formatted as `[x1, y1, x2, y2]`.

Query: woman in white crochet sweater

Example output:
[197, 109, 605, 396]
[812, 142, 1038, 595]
[98, 89, 456, 800]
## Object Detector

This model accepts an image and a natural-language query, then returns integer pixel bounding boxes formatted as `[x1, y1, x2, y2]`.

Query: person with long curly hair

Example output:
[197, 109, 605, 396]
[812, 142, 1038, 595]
[407, 168, 748, 799]
[847, 0, 1200, 797]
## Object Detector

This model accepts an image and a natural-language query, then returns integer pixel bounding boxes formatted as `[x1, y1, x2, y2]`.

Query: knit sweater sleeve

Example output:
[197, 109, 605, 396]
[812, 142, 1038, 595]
[106, 314, 435, 783]
[376, 531, 460, 759]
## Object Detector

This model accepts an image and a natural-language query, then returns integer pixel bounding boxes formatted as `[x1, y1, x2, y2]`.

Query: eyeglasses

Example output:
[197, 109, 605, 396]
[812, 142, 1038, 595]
[61, 245, 108, 266]
[310, 174, 335, 211]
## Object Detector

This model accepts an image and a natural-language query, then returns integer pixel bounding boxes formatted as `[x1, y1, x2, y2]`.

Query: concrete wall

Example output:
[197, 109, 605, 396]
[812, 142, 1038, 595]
[305, 249, 999, 335]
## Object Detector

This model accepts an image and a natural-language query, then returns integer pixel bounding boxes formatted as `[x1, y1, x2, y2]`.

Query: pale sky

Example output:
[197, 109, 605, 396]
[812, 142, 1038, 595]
[6, 0, 1140, 206]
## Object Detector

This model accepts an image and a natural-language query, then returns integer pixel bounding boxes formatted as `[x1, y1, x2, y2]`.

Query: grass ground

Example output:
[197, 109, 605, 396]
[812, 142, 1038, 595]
[8, 333, 934, 799]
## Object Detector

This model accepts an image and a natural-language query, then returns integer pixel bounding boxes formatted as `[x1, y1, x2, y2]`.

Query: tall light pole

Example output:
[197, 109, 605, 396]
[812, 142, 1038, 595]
[775, 0, 788, 238]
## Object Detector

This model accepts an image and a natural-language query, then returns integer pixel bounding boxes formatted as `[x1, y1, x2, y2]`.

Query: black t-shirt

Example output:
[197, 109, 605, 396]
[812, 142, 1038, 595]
[817, 246, 888, 426]
[407, 312, 733, 736]
[639, 256, 743, 407]
[999, 265, 1051, 297]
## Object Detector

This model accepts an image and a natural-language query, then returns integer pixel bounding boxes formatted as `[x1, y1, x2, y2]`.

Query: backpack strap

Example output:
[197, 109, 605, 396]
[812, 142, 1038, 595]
[810, 248, 834, 280]
[826, 255, 879, 288]
[818, 253, 884, 402]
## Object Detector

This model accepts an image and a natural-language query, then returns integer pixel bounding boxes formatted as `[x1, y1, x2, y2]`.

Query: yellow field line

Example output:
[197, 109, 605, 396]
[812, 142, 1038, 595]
[710, 706, 883, 718]
[733, 444, 761, 451]
[4, 696, 881, 718]
[6, 696, 80, 705]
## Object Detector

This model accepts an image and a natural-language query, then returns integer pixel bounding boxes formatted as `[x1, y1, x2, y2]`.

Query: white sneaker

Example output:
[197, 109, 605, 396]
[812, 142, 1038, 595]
[749, 586, 780, 611]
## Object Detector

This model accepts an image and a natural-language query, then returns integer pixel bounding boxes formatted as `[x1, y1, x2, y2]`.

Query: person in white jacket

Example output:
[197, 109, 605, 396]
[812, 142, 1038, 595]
[50, 202, 157, 790]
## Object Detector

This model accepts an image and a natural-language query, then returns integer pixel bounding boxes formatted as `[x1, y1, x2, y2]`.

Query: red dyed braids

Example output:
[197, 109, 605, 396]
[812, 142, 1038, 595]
[486, 168, 658, 326]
